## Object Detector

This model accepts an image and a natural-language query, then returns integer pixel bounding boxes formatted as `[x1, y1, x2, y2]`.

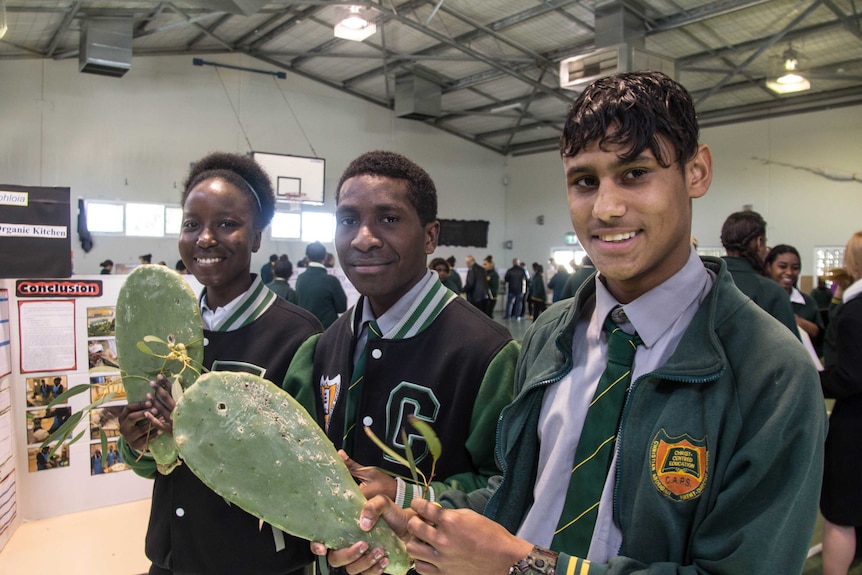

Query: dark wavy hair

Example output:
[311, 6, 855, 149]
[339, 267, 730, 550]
[336, 150, 437, 225]
[274, 258, 293, 280]
[721, 211, 767, 273]
[765, 244, 801, 267]
[181, 152, 275, 229]
[560, 71, 699, 169]
[429, 257, 450, 273]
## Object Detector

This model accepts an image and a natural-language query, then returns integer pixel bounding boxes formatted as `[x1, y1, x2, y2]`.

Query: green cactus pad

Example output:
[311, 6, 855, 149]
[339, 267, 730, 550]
[115, 264, 204, 474]
[173, 371, 411, 575]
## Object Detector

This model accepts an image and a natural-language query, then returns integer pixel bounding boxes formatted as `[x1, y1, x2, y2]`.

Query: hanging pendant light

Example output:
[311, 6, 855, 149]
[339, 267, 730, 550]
[766, 46, 811, 94]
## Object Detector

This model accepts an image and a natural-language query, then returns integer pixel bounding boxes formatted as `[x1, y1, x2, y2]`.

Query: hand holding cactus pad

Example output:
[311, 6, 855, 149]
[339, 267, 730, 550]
[115, 264, 204, 474]
[173, 371, 411, 575]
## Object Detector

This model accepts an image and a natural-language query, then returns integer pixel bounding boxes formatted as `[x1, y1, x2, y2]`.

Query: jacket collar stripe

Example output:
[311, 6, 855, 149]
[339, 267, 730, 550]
[394, 279, 455, 339]
[215, 276, 276, 332]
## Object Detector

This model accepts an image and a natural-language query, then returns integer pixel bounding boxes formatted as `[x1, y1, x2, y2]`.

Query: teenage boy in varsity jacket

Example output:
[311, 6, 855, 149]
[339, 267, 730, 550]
[318, 72, 826, 575]
[283, 151, 519, 547]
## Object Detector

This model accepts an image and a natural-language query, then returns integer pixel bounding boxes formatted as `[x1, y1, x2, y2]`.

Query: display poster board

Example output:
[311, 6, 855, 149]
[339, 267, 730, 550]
[0, 276, 152, 535]
[438, 219, 489, 248]
[0, 186, 72, 278]
[251, 152, 325, 204]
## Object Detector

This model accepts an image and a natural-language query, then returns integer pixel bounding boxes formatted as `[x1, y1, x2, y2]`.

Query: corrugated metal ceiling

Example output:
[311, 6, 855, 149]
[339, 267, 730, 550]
[2, 0, 861, 155]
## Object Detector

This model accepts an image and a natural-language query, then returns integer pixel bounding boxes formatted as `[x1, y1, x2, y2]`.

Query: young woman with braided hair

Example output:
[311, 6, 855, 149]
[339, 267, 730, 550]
[719, 210, 798, 336]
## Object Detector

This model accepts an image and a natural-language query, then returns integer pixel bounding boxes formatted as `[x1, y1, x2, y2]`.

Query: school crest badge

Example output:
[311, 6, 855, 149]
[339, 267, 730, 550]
[650, 429, 708, 502]
[320, 374, 341, 430]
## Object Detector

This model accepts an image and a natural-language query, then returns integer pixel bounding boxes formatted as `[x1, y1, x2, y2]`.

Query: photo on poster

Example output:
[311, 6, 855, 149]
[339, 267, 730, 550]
[26, 406, 71, 446]
[90, 374, 126, 403]
[88, 338, 119, 373]
[90, 405, 125, 440]
[24, 375, 68, 407]
[90, 440, 128, 475]
[28, 444, 69, 473]
[86, 306, 116, 338]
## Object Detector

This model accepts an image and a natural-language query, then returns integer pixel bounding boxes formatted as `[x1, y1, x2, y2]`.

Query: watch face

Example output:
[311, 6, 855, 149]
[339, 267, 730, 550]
[509, 547, 558, 575]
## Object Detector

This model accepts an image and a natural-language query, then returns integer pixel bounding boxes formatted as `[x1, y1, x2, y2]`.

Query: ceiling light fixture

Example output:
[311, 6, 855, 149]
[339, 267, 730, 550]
[766, 46, 811, 94]
[0, 0, 8, 40]
[334, 6, 377, 42]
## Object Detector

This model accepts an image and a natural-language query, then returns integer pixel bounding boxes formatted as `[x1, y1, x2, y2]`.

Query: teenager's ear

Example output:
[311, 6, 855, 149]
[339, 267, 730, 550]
[425, 220, 440, 255]
[687, 144, 712, 199]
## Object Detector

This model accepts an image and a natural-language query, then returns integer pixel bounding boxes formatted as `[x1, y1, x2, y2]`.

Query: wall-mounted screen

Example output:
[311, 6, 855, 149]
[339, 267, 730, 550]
[252, 152, 325, 205]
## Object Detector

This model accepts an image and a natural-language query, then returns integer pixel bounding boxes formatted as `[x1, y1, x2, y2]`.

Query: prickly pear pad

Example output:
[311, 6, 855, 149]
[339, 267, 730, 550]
[115, 264, 204, 474]
[173, 372, 411, 575]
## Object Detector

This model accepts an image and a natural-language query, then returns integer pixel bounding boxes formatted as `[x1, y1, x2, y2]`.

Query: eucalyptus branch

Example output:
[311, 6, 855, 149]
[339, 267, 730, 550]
[38, 333, 205, 459]
[363, 416, 442, 498]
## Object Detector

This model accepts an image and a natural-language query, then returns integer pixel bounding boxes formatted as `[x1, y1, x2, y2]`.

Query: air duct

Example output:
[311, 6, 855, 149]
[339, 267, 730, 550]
[394, 75, 442, 120]
[79, 19, 133, 78]
[560, 1, 675, 90]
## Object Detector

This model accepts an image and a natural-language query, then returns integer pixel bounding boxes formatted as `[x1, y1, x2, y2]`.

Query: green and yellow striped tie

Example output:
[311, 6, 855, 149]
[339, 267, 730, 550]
[551, 313, 641, 556]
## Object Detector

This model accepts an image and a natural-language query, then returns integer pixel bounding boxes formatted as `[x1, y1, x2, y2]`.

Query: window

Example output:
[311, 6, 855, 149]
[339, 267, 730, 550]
[271, 212, 301, 239]
[551, 248, 588, 272]
[85, 201, 125, 234]
[301, 212, 335, 243]
[815, 247, 845, 279]
[82, 198, 336, 243]
[164, 206, 183, 236]
[125, 203, 166, 237]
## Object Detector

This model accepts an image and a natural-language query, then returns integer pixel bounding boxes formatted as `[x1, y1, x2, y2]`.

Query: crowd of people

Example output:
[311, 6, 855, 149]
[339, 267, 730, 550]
[107, 71, 857, 575]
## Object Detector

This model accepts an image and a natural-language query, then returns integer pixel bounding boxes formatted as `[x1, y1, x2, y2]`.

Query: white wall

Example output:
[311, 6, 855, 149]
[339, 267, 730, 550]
[0, 55, 507, 275]
[3, 53, 860, 279]
[505, 105, 862, 277]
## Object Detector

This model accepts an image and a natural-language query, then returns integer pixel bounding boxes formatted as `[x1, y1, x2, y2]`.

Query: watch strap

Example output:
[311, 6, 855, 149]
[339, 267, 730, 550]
[508, 545, 558, 575]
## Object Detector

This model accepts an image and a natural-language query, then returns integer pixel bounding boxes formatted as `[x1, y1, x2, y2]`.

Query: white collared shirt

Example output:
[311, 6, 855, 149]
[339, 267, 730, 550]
[200, 290, 249, 331]
[352, 270, 438, 363]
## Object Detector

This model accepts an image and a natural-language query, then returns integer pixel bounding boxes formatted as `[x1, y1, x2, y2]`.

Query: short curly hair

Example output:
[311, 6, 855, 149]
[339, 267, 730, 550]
[336, 150, 437, 225]
[560, 71, 700, 169]
[181, 152, 275, 229]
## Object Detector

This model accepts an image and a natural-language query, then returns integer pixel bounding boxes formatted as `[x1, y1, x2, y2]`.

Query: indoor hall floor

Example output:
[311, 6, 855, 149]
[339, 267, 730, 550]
[0, 498, 151, 574]
[0, 494, 858, 574]
[495, 314, 533, 342]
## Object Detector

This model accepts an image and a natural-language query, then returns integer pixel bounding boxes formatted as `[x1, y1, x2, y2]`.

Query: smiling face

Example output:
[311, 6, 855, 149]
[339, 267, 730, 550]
[179, 177, 261, 309]
[335, 175, 439, 317]
[563, 138, 712, 303]
[767, 251, 801, 293]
